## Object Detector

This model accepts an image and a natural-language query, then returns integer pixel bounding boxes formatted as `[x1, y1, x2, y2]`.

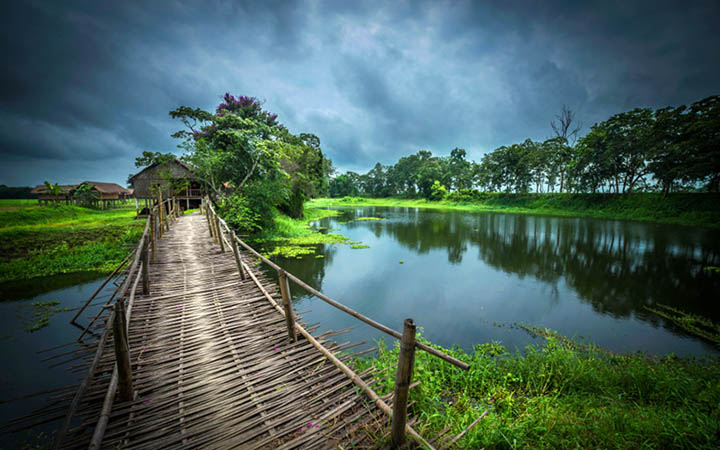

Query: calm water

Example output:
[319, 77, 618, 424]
[0, 273, 112, 447]
[270, 207, 720, 357]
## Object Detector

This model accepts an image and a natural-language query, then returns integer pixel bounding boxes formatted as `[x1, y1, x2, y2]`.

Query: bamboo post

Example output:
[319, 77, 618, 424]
[157, 191, 164, 238]
[112, 301, 133, 402]
[391, 318, 417, 448]
[141, 235, 149, 295]
[215, 214, 224, 252]
[150, 213, 156, 262]
[278, 270, 297, 342]
[230, 231, 246, 280]
[206, 207, 214, 238]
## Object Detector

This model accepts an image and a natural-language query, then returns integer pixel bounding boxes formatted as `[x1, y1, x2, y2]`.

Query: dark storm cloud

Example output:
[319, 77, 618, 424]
[1, 0, 719, 185]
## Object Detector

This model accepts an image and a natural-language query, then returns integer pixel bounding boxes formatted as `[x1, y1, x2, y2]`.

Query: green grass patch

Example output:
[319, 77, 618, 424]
[0, 203, 143, 284]
[350, 244, 370, 249]
[352, 333, 720, 449]
[355, 216, 385, 221]
[309, 193, 720, 228]
[256, 207, 355, 258]
[184, 208, 199, 215]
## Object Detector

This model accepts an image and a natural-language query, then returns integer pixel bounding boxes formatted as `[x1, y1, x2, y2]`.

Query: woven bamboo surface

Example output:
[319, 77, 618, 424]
[29, 213, 397, 449]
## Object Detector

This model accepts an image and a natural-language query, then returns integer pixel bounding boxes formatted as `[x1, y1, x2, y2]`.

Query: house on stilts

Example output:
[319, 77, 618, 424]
[31, 181, 131, 208]
[128, 159, 203, 216]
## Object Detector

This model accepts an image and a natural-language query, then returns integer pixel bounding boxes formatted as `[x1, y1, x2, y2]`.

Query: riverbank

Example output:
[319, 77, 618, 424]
[0, 201, 143, 286]
[352, 332, 720, 449]
[309, 193, 720, 228]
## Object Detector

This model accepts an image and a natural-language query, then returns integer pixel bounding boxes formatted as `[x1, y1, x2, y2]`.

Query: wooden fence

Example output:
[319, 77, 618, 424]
[203, 198, 471, 449]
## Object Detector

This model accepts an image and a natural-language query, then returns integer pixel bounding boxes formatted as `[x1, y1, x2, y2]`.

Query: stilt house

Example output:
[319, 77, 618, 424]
[128, 159, 202, 214]
[30, 181, 131, 208]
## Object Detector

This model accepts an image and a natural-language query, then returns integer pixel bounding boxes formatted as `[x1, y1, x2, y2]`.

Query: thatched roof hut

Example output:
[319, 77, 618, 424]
[128, 159, 202, 210]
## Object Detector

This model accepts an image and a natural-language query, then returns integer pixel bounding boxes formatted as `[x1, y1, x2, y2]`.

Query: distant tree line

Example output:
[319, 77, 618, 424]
[0, 185, 33, 199]
[330, 95, 720, 199]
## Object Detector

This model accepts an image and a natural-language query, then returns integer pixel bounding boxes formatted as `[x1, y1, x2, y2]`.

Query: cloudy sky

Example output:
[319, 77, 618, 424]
[1, 0, 719, 186]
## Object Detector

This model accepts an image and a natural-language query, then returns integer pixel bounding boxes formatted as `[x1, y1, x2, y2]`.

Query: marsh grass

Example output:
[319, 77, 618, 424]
[0, 202, 143, 284]
[352, 333, 720, 449]
[256, 208, 351, 258]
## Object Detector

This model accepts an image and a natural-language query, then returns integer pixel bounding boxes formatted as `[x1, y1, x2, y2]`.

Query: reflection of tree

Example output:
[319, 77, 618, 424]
[473, 214, 720, 323]
[351, 208, 720, 323]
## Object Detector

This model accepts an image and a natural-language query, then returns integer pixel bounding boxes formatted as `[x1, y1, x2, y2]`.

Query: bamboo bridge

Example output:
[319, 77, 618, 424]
[5, 198, 479, 449]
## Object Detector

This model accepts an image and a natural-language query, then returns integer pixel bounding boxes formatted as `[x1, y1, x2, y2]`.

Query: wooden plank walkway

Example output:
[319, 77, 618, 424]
[52, 213, 389, 449]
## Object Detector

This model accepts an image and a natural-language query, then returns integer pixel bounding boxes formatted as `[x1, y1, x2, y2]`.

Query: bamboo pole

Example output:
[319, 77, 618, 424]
[278, 270, 297, 342]
[112, 301, 133, 402]
[231, 230, 246, 280]
[150, 213, 156, 262]
[215, 214, 224, 252]
[225, 226, 468, 370]
[242, 262, 435, 450]
[141, 235, 150, 296]
[391, 318, 416, 448]
[157, 190, 164, 237]
[69, 251, 133, 326]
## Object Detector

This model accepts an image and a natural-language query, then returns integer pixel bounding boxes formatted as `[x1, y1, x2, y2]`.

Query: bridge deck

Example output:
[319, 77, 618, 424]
[57, 213, 388, 449]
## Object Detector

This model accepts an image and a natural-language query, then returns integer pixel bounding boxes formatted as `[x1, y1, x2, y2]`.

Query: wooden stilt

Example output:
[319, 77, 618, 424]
[112, 301, 133, 402]
[150, 214, 156, 262]
[391, 318, 417, 448]
[230, 231, 245, 280]
[215, 214, 224, 252]
[278, 270, 297, 342]
[141, 236, 149, 296]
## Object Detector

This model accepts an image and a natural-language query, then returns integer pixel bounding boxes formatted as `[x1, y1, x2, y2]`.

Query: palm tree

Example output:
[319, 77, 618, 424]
[73, 183, 99, 208]
[43, 181, 67, 206]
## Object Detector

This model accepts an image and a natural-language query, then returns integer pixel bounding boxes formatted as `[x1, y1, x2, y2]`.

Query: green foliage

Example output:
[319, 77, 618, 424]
[133, 151, 177, 168]
[309, 193, 720, 228]
[0, 203, 142, 283]
[353, 333, 720, 449]
[429, 180, 448, 200]
[171, 93, 332, 232]
[329, 95, 720, 197]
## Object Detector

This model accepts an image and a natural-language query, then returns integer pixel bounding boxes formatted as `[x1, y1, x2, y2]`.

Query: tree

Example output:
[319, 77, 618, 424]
[551, 105, 582, 145]
[134, 151, 177, 168]
[683, 96, 720, 191]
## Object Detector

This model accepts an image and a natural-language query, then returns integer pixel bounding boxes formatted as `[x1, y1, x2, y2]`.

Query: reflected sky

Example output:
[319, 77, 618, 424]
[270, 207, 720, 357]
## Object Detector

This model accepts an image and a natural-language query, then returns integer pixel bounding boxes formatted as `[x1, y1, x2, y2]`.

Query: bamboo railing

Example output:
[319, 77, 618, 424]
[204, 198, 470, 449]
[55, 196, 179, 450]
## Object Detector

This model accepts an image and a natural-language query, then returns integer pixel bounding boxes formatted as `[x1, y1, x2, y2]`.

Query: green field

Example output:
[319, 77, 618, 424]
[309, 193, 720, 228]
[353, 333, 720, 449]
[0, 200, 143, 285]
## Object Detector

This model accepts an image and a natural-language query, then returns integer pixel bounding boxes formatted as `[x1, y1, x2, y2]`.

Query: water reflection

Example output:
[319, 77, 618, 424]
[270, 207, 719, 355]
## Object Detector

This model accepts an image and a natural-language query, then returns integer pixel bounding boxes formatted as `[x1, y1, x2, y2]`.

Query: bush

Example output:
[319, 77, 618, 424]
[429, 180, 448, 201]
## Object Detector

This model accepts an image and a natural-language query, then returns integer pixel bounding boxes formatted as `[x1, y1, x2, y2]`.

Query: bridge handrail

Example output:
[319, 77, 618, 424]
[206, 199, 469, 371]
[55, 196, 180, 450]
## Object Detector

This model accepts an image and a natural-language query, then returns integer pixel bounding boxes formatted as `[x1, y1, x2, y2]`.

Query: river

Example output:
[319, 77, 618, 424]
[270, 207, 720, 357]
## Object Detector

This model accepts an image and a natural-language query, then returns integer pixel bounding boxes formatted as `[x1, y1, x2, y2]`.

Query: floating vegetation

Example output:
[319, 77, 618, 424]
[315, 255, 324, 259]
[399, 260, 404, 264]
[705, 266, 720, 273]
[19, 300, 70, 332]
[351, 244, 370, 249]
[355, 217, 385, 221]
[645, 304, 720, 347]
[516, 323, 612, 354]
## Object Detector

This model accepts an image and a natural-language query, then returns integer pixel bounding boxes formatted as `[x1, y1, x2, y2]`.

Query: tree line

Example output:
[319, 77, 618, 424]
[330, 95, 719, 199]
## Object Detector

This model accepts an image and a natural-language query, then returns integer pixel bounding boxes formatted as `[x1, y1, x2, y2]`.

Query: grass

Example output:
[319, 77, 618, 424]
[352, 332, 720, 449]
[0, 201, 143, 285]
[309, 193, 720, 228]
[255, 208, 351, 258]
